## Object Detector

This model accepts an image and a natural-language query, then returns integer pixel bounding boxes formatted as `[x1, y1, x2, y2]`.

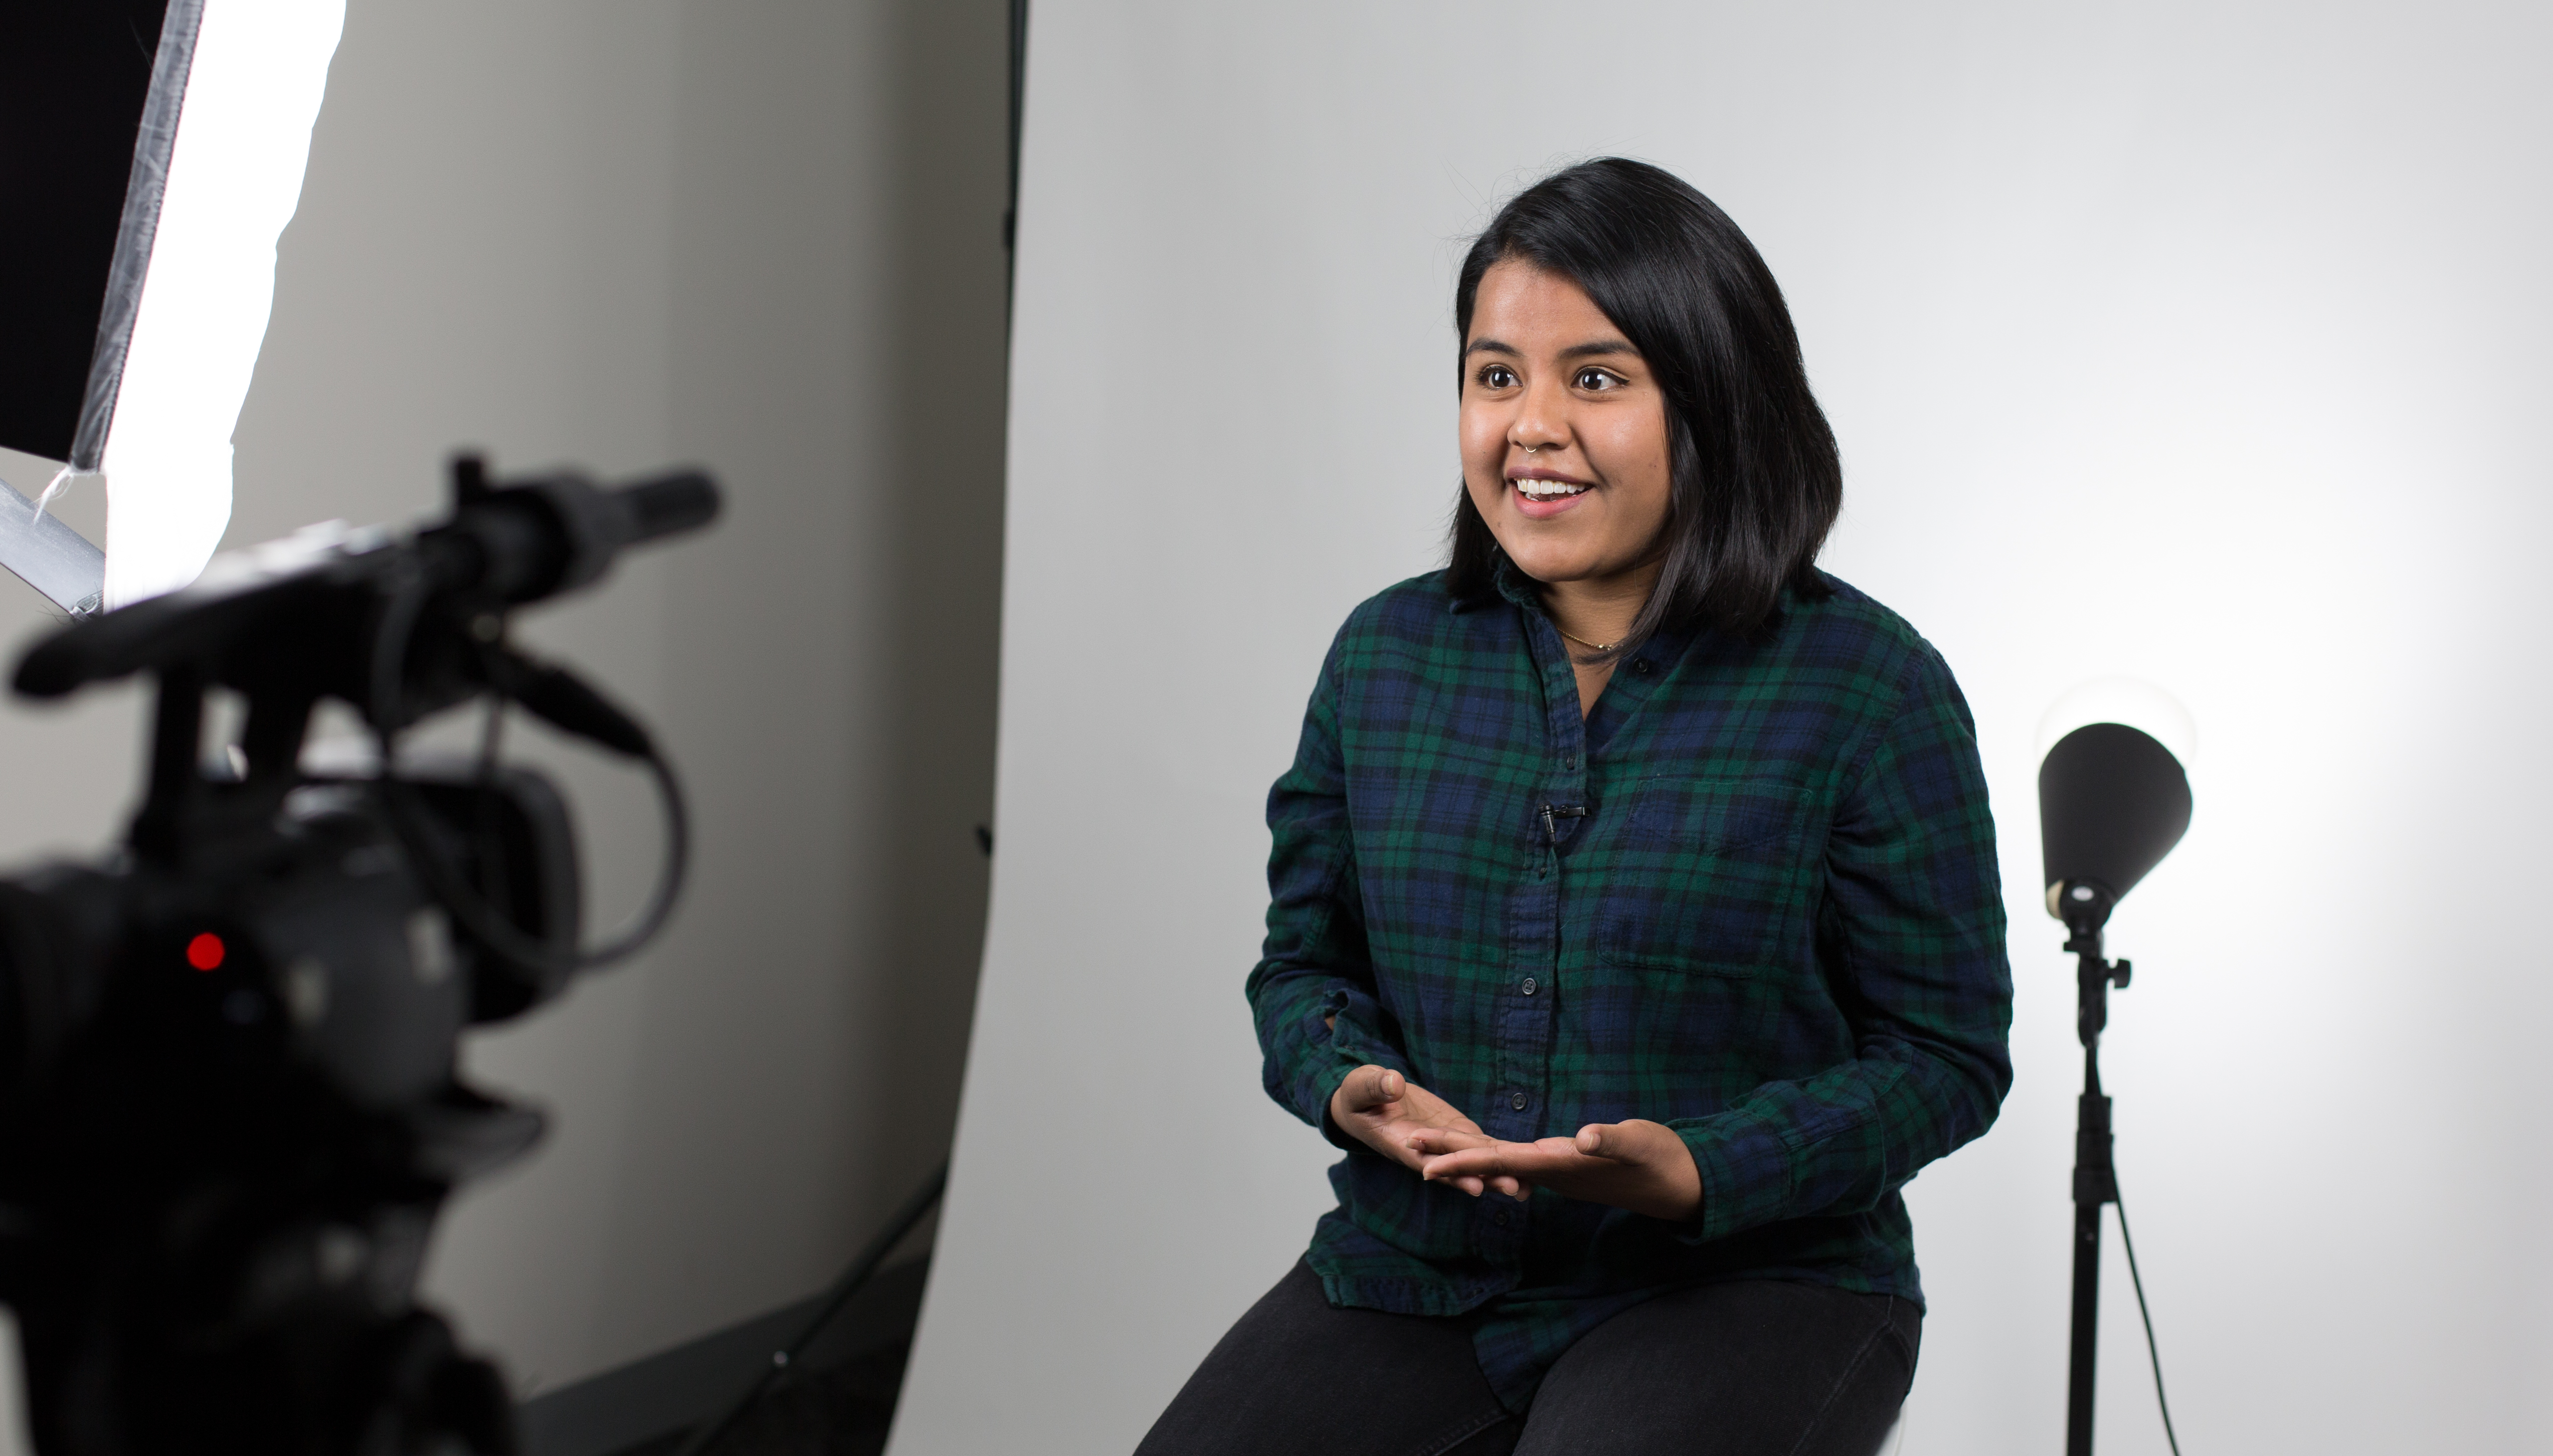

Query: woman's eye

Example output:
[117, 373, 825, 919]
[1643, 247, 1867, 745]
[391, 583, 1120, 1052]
[1574, 368, 1620, 391]
[1479, 365, 1518, 389]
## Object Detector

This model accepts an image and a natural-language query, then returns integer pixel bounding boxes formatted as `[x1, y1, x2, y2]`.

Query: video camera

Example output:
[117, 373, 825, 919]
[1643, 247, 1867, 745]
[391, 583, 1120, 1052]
[0, 456, 719, 1455]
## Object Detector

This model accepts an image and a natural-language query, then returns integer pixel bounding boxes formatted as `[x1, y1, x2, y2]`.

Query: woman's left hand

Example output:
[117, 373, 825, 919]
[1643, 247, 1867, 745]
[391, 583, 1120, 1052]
[1409, 1120, 1703, 1222]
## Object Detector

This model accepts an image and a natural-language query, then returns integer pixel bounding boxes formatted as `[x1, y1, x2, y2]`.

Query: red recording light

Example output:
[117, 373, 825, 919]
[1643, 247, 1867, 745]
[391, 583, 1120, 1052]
[185, 933, 225, 972]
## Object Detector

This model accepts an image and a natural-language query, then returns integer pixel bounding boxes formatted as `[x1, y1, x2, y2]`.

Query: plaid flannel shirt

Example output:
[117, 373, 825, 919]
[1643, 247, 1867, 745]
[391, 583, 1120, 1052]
[1246, 563, 2012, 1410]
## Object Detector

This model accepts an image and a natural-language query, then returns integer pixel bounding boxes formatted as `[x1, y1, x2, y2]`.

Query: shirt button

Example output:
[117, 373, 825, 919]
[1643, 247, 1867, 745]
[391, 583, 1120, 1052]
[1520, 977, 1538, 996]
[1509, 1092, 1529, 1111]
[1562, 755, 1576, 769]
[1632, 660, 1652, 675]
[1494, 1208, 1510, 1227]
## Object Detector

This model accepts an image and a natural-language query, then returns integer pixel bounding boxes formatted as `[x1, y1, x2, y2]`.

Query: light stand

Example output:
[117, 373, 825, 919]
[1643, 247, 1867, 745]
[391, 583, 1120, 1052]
[2038, 721, 2191, 1456]
[2057, 881, 2128, 1456]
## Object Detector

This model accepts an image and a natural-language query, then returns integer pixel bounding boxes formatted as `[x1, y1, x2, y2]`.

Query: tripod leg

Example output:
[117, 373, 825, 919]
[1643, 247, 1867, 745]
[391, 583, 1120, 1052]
[2067, 1195, 2101, 1456]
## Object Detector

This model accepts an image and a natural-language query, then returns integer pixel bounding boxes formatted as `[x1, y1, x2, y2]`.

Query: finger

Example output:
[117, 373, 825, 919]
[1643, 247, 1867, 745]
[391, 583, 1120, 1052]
[1406, 1127, 1495, 1156]
[1575, 1123, 1637, 1161]
[1492, 1175, 1525, 1200]
[1421, 1150, 1486, 1182]
[1338, 1064, 1401, 1114]
[1424, 1144, 1568, 1180]
[1335, 1066, 1377, 1112]
[1417, 1156, 1490, 1197]
[1420, 1148, 1495, 1178]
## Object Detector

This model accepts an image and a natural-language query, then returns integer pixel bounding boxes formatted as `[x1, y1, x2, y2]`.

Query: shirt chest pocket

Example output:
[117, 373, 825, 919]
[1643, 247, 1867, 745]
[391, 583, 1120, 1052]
[1591, 777, 1819, 975]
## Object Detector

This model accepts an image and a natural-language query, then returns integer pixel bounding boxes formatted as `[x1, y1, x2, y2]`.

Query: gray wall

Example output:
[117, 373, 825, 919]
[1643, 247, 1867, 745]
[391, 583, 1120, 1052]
[0, 0, 1009, 1423]
[893, 2, 2553, 1453]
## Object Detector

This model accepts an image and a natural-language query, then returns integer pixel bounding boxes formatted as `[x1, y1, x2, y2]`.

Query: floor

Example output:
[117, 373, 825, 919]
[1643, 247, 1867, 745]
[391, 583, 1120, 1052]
[615, 1340, 913, 1456]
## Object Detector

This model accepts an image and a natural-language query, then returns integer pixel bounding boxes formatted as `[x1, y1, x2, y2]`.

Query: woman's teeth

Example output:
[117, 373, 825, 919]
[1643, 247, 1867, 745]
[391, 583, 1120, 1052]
[1514, 480, 1589, 501]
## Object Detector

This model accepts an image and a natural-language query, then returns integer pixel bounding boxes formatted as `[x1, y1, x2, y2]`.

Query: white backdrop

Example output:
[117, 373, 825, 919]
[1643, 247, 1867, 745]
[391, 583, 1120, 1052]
[894, 3, 2553, 1452]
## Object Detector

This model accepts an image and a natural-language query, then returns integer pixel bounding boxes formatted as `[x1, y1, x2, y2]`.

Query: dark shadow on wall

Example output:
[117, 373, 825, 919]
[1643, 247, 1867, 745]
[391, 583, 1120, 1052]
[608, 0, 1011, 1418]
[863, 0, 1013, 1209]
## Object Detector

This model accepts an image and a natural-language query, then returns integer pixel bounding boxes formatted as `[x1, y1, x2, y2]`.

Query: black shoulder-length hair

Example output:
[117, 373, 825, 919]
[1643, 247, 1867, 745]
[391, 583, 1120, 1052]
[1448, 158, 1841, 645]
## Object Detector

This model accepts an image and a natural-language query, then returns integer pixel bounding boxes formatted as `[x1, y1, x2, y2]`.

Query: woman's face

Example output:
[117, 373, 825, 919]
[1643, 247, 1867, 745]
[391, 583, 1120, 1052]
[1460, 260, 1674, 592]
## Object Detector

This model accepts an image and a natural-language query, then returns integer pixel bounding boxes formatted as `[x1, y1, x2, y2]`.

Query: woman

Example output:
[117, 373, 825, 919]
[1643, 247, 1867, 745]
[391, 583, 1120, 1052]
[1139, 159, 2011, 1456]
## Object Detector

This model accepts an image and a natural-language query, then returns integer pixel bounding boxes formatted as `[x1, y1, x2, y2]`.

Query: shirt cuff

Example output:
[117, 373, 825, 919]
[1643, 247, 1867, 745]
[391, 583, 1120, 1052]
[1314, 1060, 1361, 1151]
[1669, 1111, 1789, 1245]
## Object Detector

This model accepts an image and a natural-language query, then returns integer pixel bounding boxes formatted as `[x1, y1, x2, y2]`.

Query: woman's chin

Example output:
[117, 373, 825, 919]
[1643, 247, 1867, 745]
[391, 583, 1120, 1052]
[1499, 543, 1615, 587]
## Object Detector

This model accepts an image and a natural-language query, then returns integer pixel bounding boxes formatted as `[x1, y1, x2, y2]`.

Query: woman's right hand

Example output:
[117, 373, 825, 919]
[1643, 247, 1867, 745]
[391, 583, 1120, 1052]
[1328, 1065, 1527, 1201]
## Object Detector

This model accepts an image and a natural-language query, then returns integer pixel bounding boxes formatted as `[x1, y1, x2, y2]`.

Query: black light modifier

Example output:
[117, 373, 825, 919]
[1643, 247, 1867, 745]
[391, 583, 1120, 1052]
[2038, 720, 2191, 1456]
[2041, 721, 2192, 930]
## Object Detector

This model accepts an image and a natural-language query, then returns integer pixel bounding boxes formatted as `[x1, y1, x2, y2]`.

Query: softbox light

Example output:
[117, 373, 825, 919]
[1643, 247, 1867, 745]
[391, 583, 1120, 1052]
[0, 0, 343, 613]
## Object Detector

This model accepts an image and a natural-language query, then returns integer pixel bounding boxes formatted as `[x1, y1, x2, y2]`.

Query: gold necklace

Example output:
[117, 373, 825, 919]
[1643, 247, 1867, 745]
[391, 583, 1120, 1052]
[1556, 625, 1623, 653]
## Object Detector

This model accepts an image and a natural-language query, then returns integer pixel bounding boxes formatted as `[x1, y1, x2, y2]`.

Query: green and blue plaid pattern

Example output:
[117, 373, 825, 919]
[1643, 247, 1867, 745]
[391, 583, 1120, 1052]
[1247, 564, 2012, 1410]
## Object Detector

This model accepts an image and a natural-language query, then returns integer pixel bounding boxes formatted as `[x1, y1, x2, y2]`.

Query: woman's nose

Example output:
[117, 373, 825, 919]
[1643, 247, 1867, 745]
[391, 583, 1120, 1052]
[1510, 388, 1569, 454]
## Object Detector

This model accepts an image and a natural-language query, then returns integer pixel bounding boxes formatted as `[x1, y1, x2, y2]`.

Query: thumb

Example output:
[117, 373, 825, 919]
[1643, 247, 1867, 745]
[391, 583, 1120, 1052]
[1341, 1065, 1404, 1111]
[1574, 1123, 1630, 1160]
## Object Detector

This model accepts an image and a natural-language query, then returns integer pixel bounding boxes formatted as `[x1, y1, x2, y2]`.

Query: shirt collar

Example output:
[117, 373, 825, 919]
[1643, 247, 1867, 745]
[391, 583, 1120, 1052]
[1490, 554, 1543, 612]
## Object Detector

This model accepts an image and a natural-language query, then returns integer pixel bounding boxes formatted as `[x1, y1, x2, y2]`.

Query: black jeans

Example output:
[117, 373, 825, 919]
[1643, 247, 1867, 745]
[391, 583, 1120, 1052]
[1135, 1261, 1919, 1456]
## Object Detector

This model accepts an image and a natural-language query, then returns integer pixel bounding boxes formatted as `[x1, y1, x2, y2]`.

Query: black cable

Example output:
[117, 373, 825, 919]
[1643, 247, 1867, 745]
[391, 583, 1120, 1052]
[466, 686, 513, 930]
[670, 1161, 950, 1456]
[2112, 1174, 2182, 1456]
[364, 569, 691, 976]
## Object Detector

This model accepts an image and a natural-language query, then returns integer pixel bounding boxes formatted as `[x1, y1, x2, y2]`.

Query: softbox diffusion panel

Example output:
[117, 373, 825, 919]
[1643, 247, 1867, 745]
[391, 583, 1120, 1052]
[0, 0, 342, 613]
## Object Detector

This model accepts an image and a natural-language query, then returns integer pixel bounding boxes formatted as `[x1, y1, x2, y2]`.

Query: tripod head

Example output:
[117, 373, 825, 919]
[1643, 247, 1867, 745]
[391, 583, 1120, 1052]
[2047, 877, 2132, 1047]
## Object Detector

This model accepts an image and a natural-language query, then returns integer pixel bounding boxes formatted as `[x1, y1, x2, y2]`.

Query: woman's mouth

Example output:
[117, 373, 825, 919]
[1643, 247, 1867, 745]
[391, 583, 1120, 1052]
[1508, 473, 1592, 518]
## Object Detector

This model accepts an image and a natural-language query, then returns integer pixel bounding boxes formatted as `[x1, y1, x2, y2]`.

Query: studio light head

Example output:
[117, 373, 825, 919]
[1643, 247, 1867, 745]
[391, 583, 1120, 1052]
[2037, 678, 2195, 939]
[2039, 721, 2193, 937]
